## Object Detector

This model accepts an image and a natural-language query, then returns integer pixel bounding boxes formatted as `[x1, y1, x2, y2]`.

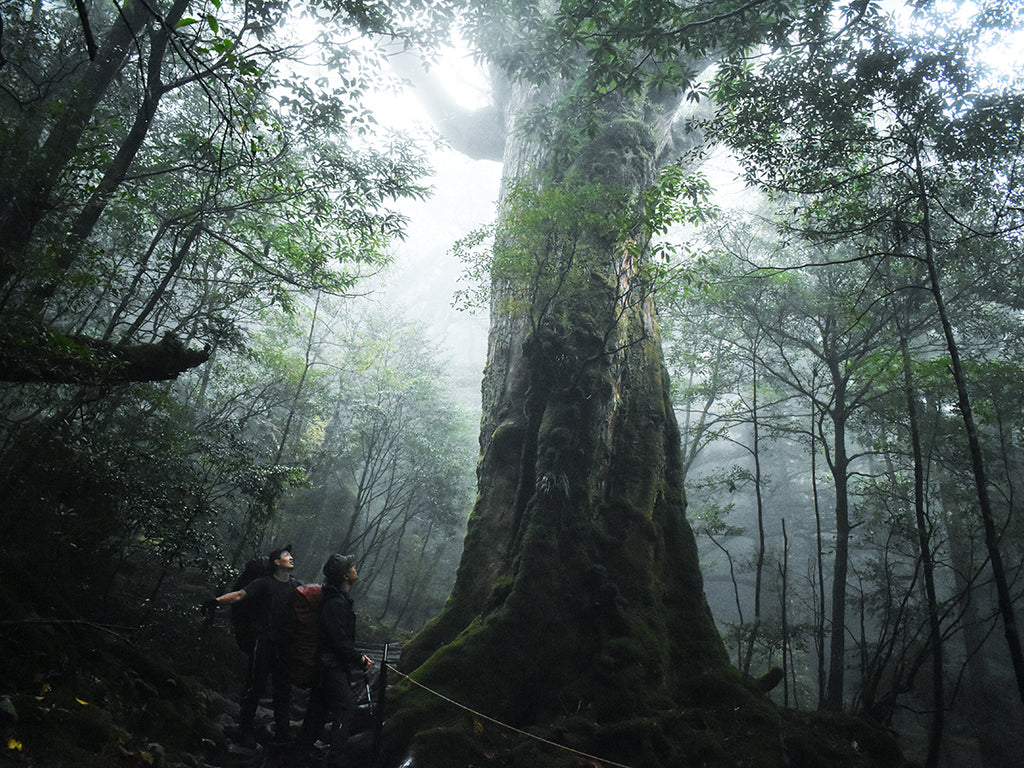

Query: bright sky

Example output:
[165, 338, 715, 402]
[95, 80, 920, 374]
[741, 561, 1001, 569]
[368, 43, 499, 408]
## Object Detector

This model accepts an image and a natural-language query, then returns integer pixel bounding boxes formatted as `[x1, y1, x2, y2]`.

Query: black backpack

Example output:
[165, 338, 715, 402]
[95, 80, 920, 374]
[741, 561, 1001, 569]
[229, 557, 270, 654]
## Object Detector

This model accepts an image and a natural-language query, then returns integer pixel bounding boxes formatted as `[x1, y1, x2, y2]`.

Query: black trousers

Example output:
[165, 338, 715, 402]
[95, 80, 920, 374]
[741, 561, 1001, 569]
[299, 658, 357, 768]
[240, 634, 292, 739]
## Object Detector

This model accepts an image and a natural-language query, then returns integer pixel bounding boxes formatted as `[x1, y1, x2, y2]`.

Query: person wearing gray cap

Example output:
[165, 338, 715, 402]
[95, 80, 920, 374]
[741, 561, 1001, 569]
[296, 554, 372, 767]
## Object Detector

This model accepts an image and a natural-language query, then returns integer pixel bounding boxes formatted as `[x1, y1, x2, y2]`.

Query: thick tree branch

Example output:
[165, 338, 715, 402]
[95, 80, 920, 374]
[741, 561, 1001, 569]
[0, 325, 210, 384]
[386, 46, 505, 162]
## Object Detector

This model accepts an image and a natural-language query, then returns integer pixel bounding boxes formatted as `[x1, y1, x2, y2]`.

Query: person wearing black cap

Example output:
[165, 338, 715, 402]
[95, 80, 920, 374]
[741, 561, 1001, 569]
[296, 554, 372, 768]
[210, 544, 299, 748]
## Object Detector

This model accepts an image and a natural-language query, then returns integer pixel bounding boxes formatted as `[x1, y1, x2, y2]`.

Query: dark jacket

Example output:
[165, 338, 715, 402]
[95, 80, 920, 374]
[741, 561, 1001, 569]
[319, 583, 362, 669]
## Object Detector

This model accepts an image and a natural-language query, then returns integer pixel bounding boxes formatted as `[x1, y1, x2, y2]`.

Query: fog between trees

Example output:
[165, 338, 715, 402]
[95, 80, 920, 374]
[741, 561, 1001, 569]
[1, 0, 1023, 767]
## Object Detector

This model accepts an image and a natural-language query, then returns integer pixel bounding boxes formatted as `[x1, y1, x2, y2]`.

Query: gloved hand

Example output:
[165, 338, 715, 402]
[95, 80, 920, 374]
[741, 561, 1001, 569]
[199, 598, 218, 628]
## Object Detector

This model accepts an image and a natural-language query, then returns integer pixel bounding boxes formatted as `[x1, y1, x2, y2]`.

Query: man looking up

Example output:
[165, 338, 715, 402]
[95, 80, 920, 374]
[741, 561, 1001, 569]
[210, 544, 299, 748]
[297, 554, 372, 768]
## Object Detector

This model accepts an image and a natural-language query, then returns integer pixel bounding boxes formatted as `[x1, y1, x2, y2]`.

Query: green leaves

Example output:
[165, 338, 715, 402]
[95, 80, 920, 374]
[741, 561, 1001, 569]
[454, 161, 717, 321]
[1, 0, 451, 367]
[643, 163, 717, 238]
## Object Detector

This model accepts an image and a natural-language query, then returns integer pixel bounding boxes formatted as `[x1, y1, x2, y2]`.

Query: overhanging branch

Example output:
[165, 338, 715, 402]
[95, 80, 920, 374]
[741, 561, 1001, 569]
[0, 326, 210, 384]
[386, 45, 506, 162]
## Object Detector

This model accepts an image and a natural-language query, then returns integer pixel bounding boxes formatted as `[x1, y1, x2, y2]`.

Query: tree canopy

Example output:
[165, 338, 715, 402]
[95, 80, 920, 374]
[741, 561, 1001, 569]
[0, 0, 443, 382]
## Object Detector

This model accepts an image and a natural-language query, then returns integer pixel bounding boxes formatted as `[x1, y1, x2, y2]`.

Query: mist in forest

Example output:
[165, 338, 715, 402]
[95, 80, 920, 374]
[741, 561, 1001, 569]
[371, 37, 1024, 763]
[2, 1, 1024, 766]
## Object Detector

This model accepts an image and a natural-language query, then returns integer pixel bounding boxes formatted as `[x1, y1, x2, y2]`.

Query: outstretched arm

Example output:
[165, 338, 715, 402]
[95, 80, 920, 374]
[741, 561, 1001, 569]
[213, 589, 247, 605]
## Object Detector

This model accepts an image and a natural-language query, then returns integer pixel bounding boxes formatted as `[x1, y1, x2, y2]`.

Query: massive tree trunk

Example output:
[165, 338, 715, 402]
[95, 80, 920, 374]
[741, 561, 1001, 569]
[383, 69, 727, 764]
[383, 59, 908, 766]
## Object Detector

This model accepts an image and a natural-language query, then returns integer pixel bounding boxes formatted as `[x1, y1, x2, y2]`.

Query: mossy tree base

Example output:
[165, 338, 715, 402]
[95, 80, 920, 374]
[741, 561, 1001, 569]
[384, 668, 912, 768]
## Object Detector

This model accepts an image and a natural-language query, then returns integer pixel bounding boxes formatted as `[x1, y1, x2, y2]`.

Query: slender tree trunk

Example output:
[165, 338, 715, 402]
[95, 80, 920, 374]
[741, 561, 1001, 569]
[709, 532, 747, 662]
[743, 345, 766, 676]
[386, 517, 436, 628]
[274, 291, 321, 465]
[824, 363, 851, 711]
[912, 150, 1024, 706]
[780, 518, 794, 707]
[942, 481, 1013, 766]
[811, 375, 828, 709]
[897, 310, 943, 767]
[101, 221, 172, 340]
[120, 224, 200, 342]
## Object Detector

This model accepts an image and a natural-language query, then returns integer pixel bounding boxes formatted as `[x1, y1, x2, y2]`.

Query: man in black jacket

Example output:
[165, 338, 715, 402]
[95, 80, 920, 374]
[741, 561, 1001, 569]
[297, 554, 372, 768]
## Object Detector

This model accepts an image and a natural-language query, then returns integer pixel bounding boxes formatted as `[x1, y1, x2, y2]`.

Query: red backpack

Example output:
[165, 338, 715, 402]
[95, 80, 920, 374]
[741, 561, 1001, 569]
[285, 583, 324, 687]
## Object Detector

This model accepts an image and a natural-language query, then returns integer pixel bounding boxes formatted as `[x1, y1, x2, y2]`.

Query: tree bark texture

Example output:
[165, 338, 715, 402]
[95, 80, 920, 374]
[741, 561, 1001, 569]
[387, 75, 737, 763]
[385, 44, 911, 768]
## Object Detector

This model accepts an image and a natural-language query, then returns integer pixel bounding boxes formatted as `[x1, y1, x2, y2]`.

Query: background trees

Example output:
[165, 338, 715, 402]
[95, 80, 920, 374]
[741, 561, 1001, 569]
[0, 0, 474, 626]
[273, 303, 476, 628]
[0, 0, 434, 377]
[661, 2, 1024, 764]
[382, 0, 916, 766]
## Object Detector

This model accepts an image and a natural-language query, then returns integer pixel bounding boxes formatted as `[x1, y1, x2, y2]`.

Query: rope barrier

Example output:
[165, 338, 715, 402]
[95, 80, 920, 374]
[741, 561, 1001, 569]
[385, 663, 635, 768]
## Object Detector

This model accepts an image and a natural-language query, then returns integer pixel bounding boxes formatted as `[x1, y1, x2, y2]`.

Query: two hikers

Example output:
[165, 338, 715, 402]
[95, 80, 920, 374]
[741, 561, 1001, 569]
[208, 544, 299, 747]
[206, 548, 372, 766]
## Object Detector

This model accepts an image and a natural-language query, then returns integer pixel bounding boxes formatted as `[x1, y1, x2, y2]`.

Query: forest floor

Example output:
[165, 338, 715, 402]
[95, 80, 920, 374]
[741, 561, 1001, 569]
[0, 551, 242, 766]
[0, 550, 916, 768]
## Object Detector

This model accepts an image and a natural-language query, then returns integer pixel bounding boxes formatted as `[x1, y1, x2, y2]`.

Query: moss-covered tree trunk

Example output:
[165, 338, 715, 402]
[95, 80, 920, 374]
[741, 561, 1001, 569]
[381, 3, 915, 763]
[384, 69, 751, 765]
[386, 64, 906, 768]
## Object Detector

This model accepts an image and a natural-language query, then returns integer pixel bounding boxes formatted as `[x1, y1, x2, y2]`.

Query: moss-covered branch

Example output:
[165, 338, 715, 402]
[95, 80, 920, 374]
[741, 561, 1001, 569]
[0, 322, 209, 384]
